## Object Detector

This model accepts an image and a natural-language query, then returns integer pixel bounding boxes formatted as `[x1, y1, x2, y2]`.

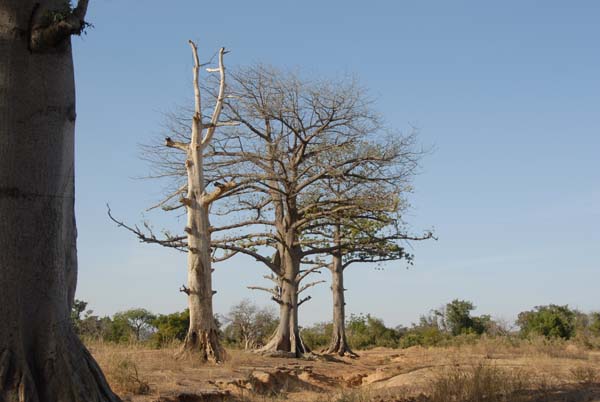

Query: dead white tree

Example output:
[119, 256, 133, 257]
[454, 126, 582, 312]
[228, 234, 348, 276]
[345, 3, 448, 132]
[171, 41, 231, 362]
[0, 0, 120, 400]
[110, 41, 235, 362]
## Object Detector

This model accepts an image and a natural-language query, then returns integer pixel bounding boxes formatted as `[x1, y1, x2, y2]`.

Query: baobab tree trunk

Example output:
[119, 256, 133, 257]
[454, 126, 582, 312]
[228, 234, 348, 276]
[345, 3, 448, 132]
[259, 247, 309, 357]
[325, 252, 357, 357]
[176, 42, 226, 362]
[0, 1, 120, 400]
[180, 204, 223, 362]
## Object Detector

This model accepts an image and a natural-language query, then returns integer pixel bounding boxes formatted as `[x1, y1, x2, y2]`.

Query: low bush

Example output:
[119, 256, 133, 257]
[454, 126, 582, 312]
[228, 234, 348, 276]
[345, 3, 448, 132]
[150, 309, 189, 347]
[346, 314, 400, 349]
[301, 322, 333, 350]
[398, 325, 448, 348]
[517, 305, 577, 340]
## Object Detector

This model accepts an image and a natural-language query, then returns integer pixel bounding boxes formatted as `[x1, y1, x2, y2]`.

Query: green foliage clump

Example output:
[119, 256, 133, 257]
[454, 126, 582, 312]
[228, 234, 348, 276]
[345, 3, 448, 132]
[150, 310, 190, 347]
[517, 304, 577, 339]
[301, 322, 333, 350]
[71, 299, 89, 334]
[103, 315, 134, 343]
[589, 312, 600, 335]
[398, 324, 447, 348]
[397, 310, 447, 348]
[396, 300, 494, 349]
[346, 314, 399, 349]
[71, 299, 120, 341]
[445, 299, 491, 336]
[71, 300, 161, 344]
[113, 308, 156, 341]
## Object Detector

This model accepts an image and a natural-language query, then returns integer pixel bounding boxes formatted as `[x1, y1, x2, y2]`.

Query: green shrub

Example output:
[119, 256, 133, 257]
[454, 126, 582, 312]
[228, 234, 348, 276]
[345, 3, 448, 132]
[517, 304, 577, 339]
[444, 299, 491, 336]
[398, 324, 448, 348]
[346, 314, 399, 349]
[113, 308, 156, 341]
[301, 322, 333, 350]
[150, 309, 190, 347]
[102, 317, 133, 343]
[589, 312, 600, 336]
[397, 299, 494, 349]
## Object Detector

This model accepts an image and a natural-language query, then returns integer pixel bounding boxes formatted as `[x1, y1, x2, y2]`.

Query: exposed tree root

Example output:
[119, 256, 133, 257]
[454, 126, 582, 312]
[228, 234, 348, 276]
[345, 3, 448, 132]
[178, 328, 225, 363]
[324, 334, 359, 358]
[0, 334, 120, 402]
[257, 330, 311, 358]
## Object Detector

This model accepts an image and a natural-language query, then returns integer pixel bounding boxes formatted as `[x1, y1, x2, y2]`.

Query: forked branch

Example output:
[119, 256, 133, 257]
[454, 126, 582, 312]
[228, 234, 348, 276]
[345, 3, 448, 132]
[201, 47, 227, 147]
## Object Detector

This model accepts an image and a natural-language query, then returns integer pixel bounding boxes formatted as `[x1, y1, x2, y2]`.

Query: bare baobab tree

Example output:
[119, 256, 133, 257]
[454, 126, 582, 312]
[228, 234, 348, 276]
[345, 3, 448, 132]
[109, 41, 236, 363]
[312, 201, 432, 357]
[296, 142, 434, 357]
[201, 66, 429, 357]
[123, 65, 430, 358]
[0, 0, 120, 400]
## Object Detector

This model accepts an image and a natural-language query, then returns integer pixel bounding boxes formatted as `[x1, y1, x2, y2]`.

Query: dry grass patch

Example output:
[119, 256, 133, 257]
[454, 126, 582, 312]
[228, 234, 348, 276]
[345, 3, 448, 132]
[570, 365, 599, 385]
[314, 388, 376, 402]
[444, 336, 590, 361]
[426, 362, 534, 402]
[84, 339, 600, 401]
[104, 355, 151, 395]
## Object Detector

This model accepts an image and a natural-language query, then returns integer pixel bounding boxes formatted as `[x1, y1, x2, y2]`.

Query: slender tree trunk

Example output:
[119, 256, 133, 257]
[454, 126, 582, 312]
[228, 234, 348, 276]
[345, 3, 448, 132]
[325, 253, 357, 357]
[0, 1, 120, 400]
[178, 42, 224, 362]
[325, 224, 356, 357]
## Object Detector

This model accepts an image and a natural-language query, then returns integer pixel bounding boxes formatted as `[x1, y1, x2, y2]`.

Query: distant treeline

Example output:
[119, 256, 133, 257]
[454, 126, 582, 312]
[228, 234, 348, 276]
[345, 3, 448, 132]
[72, 299, 600, 350]
[71, 299, 278, 349]
[303, 301, 600, 350]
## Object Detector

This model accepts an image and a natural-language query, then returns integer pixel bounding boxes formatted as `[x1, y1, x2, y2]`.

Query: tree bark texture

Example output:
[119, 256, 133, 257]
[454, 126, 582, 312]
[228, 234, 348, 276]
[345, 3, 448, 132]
[325, 252, 357, 357]
[178, 42, 224, 362]
[0, 1, 120, 400]
[259, 244, 309, 357]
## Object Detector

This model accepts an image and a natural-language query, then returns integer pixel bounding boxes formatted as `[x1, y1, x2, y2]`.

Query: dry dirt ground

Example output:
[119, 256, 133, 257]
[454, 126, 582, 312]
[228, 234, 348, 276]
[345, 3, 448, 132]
[89, 340, 600, 402]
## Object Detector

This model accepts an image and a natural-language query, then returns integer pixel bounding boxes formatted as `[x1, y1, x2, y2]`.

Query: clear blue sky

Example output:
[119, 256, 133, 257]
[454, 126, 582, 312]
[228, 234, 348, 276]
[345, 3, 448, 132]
[72, 1, 600, 327]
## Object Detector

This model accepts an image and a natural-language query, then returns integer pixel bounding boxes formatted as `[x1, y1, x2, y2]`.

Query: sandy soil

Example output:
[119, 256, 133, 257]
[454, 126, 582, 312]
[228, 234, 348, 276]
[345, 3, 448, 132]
[88, 340, 600, 402]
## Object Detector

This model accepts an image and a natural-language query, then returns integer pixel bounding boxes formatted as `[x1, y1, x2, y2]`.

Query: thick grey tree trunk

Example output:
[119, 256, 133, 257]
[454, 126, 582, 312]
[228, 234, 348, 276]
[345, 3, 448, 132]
[0, 1, 120, 400]
[180, 202, 223, 361]
[259, 246, 309, 357]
